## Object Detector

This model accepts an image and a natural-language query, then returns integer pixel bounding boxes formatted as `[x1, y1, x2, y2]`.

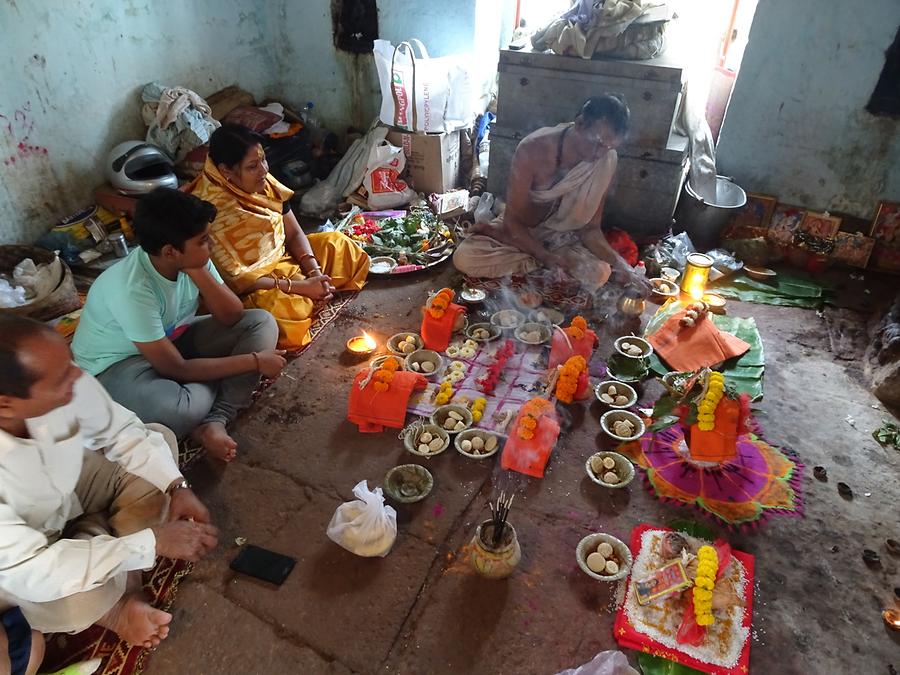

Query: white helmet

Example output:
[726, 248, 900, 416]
[107, 141, 178, 195]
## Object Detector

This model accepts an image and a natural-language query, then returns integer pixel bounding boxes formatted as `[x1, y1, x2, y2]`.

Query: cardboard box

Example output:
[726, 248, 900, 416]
[386, 128, 461, 195]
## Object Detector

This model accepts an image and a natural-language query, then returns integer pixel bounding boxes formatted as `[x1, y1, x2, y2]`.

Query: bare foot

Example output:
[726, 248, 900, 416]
[97, 593, 172, 649]
[192, 421, 237, 462]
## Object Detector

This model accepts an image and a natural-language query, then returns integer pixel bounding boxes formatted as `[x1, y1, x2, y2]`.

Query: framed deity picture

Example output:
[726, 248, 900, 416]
[799, 211, 842, 239]
[728, 192, 777, 231]
[870, 242, 900, 274]
[869, 201, 900, 248]
[831, 232, 875, 268]
[767, 204, 806, 246]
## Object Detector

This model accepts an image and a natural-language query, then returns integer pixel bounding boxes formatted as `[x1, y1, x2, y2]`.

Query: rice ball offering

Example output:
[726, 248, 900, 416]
[457, 431, 499, 457]
[590, 454, 621, 484]
[408, 426, 447, 456]
[585, 540, 623, 576]
[618, 341, 645, 357]
[597, 383, 632, 407]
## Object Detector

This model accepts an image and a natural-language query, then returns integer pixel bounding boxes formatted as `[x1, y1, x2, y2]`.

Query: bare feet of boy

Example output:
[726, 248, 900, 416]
[98, 593, 173, 649]
[192, 421, 238, 462]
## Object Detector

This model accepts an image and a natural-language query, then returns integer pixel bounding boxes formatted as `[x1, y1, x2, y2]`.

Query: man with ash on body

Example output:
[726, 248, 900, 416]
[0, 315, 218, 672]
[454, 94, 650, 295]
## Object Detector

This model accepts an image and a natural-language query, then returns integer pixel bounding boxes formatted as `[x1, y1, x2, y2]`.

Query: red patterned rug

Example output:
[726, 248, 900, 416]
[40, 558, 191, 674]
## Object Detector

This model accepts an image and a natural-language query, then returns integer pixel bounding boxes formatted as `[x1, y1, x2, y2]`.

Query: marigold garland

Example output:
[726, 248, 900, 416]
[564, 315, 588, 341]
[692, 545, 719, 626]
[697, 371, 725, 431]
[427, 288, 454, 319]
[555, 355, 587, 404]
[372, 357, 401, 393]
[516, 398, 553, 440]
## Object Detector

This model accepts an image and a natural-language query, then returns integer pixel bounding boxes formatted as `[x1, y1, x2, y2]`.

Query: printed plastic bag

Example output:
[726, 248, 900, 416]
[555, 650, 639, 675]
[363, 141, 417, 210]
[373, 39, 474, 133]
[326, 480, 398, 557]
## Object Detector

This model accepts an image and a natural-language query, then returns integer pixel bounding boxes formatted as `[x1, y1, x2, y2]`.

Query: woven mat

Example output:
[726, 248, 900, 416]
[407, 339, 548, 434]
[43, 292, 357, 674]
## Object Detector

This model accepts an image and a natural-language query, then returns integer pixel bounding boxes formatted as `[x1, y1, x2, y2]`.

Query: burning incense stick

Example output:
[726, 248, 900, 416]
[490, 491, 515, 546]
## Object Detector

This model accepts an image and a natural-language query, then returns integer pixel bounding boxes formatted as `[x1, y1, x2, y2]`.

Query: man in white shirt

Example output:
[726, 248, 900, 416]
[0, 314, 218, 668]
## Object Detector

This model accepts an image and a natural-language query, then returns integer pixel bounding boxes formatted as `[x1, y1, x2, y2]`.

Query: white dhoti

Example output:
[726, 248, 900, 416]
[454, 142, 617, 293]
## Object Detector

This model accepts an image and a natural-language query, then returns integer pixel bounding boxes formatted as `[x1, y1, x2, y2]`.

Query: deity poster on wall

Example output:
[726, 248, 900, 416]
[831, 232, 875, 268]
[869, 201, 900, 248]
[767, 204, 806, 246]
[799, 211, 842, 239]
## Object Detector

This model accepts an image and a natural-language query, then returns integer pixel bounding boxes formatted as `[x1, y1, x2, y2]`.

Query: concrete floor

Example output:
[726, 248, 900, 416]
[149, 267, 900, 675]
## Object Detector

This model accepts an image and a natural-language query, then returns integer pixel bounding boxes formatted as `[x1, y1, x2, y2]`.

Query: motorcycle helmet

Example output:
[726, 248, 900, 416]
[107, 141, 178, 195]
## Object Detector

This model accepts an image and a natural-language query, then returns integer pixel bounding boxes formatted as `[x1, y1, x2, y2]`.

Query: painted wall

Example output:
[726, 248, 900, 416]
[0, 0, 279, 244]
[716, 0, 900, 218]
[273, 0, 513, 133]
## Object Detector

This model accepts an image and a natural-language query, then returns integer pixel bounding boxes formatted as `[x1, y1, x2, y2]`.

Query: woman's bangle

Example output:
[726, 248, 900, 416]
[251, 352, 260, 372]
[287, 278, 293, 293]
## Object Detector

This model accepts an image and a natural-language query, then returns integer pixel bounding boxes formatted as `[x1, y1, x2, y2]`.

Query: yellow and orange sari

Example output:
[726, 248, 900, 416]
[189, 159, 369, 349]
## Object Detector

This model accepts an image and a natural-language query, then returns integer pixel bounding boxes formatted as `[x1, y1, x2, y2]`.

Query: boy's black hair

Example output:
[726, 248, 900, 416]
[578, 94, 631, 136]
[0, 313, 54, 398]
[208, 123, 266, 169]
[133, 187, 216, 255]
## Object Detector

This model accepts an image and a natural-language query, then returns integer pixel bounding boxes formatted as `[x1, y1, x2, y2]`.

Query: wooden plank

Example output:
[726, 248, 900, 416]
[496, 66, 680, 146]
[499, 48, 686, 85]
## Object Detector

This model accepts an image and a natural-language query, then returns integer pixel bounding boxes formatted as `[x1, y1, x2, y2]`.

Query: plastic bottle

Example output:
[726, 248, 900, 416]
[301, 102, 320, 130]
[635, 261, 647, 277]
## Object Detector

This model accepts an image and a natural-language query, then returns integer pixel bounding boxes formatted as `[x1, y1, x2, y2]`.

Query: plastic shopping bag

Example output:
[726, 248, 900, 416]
[363, 141, 417, 210]
[373, 39, 474, 133]
[326, 480, 398, 557]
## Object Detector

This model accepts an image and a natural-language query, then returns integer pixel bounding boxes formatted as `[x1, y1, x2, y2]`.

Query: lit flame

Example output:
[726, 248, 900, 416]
[361, 331, 376, 350]
[688, 285, 704, 301]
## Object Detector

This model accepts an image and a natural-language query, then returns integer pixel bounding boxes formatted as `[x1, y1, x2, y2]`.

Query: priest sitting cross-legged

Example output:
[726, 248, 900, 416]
[454, 94, 650, 296]
[0, 314, 218, 660]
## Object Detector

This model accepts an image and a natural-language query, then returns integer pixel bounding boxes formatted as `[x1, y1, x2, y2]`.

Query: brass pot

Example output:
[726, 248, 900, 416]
[617, 294, 646, 317]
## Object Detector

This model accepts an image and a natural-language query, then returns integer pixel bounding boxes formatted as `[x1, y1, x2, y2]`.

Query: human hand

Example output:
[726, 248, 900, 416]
[183, 266, 213, 282]
[167, 487, 211, 524]
[290, 275, 334, 301]
[256, 349, 287, 377]
[627, 270, 653, 297]
[152, 520, 218, 562]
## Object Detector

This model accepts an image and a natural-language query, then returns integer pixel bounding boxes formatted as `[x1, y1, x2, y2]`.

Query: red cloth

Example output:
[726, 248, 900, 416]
[420, 303, 466, 352]
[549, 327, 598, 370]
[614, 525, 754, 675]
[606, 228, 639, 266]
[501, 409, 561, 478]
[347, 369, 427, 432]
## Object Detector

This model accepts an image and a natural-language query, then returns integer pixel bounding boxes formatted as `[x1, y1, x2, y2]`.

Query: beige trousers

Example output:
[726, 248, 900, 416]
[0, 424, 177, 634]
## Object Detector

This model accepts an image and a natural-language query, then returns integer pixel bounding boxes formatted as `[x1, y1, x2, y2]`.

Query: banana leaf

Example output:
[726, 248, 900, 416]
[637, 654, 704, 675]
[709, 273, 829, 308]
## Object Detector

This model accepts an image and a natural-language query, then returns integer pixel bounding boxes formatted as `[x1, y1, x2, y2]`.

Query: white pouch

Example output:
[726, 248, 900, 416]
[374, 39, 474, 133]
[363, 141, 417, 210]
[326, 480, 398, 557]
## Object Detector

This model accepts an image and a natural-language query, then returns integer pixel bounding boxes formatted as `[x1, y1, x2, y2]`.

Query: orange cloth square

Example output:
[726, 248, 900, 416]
[648, 312, 750, 373]
[348, 369, 427, 432]
[420, 302, 466, 352]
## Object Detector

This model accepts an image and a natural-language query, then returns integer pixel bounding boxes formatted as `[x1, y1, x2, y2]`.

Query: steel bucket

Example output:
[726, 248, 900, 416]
[673, 175, 747, 251]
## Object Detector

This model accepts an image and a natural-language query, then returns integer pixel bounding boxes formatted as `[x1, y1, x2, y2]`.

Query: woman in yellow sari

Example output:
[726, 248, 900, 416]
[190, 124, 369, 349]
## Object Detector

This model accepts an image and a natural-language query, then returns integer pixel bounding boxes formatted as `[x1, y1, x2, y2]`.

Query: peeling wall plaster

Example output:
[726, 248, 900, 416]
[717, 0, 900, 218]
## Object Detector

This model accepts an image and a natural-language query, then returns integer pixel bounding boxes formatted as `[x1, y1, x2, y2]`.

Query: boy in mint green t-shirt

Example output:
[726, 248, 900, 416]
[73, 188, 286, 461]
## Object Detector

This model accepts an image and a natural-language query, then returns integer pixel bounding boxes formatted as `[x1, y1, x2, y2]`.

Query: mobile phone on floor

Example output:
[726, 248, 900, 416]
[230, 545, 296, 586]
